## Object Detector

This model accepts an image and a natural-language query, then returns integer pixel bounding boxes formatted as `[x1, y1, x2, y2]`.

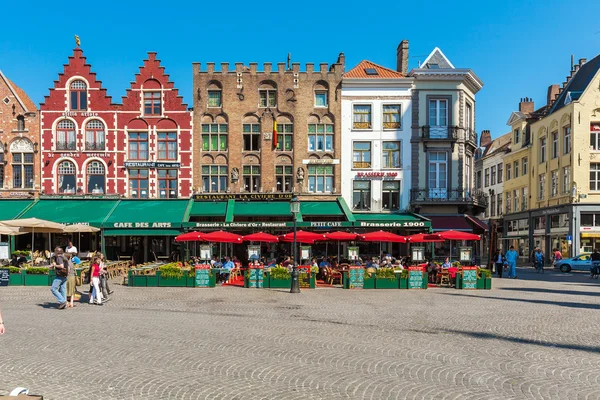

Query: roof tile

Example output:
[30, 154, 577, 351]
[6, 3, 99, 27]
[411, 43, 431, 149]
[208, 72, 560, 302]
[344, 60, 405, 79]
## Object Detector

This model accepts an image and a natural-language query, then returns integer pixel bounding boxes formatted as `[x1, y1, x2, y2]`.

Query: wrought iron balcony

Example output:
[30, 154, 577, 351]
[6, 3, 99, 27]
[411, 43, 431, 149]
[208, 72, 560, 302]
[465, 129, 477, 145]
[420, 126, 458, 140]
[410, 188, 488, 208]
[56, 141, 76, 150]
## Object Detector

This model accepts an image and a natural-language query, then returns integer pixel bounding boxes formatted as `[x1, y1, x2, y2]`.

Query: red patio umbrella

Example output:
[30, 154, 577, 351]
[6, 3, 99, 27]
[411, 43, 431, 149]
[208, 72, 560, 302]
[243, 232, 279, 243]
[359, 230, 407, 243]
[324, 232, 358, 241]
[175, 231, 206, 242]
[407, 233, 444, 243]
[278, 230, 326, 244]
[202, 230, 243, 243]
[437, 230, 480, 241]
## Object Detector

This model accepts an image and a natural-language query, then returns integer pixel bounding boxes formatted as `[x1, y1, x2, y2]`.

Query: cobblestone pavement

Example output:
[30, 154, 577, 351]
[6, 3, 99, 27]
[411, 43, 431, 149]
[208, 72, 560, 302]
[0, 266, 599, 400]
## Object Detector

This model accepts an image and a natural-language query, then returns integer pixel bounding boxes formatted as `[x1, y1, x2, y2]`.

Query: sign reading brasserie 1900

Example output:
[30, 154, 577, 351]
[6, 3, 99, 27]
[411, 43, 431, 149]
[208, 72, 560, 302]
[193, 193, 293, 201]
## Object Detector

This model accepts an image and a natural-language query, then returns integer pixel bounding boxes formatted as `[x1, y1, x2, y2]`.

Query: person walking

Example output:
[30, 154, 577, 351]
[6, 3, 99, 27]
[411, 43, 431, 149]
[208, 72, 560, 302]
[65, 253, 77, 308]
[98, 253, 113, 300]
[493, 250, 504, 278]
[534, 248, 545, 273]
[590, 248, 600, 277]
[0, 310, 5, 335]
[89, 257, 103, 306]
[505, 246, 519, 279]
[50, 247, 69, 309]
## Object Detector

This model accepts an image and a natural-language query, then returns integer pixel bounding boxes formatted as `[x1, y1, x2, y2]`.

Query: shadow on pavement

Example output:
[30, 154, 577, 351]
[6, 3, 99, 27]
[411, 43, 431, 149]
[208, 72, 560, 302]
[37, 302, 60, 309]
[444, 328, 600, 354]
[439, 292, 600, 311]
[501, 287, 600, 297]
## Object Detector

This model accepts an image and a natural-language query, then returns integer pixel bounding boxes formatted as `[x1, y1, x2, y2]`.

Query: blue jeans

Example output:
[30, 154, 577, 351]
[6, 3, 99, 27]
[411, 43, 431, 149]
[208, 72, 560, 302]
[50, 277, 67, 304]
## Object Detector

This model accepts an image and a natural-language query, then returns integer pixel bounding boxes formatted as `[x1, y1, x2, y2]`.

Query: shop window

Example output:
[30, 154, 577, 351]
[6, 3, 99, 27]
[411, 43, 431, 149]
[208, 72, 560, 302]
[85, 120, 105, 150]
[143, 91, 161, 116]
[275, 123, 293, 151]
[158, 132, 177, 160]
[158, 169, 177, 198]
[353, 105, 372, 129]
[202, 165, 227, 193]
[382, 181, 401, 211]
[382, 141, 401, 168]
[243, 123, 260, 151]
[128, 133, 148, 160]
[243, 165, 260, 192]
[202, 123, 228, 152]
[590, 164, 600, 191]
[383, 105, 401, 129]
[275, 166, 293, 192]
[352, 142, 371, 168]
[308, 123, 333, 152]
[581, 214, 594, 227]
[56, 120, 76, 150]
[308, 165, 333, 193]
[69, 80, 87, 111]
[58, 160, 76, 193]
[87, 161, 105, 194]
[129, 169, 149, 198]
[534, 216, 546, 230]
[353, 180, 371, 210]
[550, 213, 569, 229]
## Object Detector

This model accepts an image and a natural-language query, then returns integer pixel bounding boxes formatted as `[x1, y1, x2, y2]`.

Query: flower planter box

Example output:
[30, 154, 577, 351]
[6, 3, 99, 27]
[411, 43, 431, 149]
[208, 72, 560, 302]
[9, 272, 24, 286]
[375, 276, 399, 289]
[25, 274, 50, 286]
[399, 277, 408, 289]
[484, 277, 492, 290]
[476, 277, 485, 290]
[269, 276, 292, 288]
[262, 271, 270, 288]
[158, 271, 186, 287]
[131, 275, 147, 287]
[186, 275, 195, 287]
[422, 272, 429, 289]
[146, 274, 159, 287]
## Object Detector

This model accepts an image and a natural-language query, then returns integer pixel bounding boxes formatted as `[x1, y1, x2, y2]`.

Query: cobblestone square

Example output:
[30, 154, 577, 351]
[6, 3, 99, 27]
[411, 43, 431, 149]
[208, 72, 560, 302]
[1, 267, 599, 400]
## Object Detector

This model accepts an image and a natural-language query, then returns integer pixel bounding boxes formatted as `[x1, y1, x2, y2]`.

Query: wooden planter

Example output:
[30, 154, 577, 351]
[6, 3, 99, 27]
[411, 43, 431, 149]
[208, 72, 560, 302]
[25, 274, 50, 286]
[9, 272, 24, 286]
[157, 271, 186, 287]
[269, 275, 292, 288]
[375, 276, 399, 289]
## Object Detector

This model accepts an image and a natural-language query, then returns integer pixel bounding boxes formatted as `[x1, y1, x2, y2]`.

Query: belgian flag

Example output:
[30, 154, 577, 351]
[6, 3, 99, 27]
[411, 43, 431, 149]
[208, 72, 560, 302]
[273, 120, 278, 149]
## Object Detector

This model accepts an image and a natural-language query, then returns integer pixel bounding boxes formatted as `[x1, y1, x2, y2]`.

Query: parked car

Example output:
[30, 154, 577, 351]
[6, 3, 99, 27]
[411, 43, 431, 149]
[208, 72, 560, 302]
[554, 254, 591, 273]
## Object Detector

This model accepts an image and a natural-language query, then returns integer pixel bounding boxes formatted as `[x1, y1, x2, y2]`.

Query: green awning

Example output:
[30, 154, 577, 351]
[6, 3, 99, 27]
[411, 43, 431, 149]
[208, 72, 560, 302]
[103, 200, 189, 229]
[234, 202, 291, 217]
[301, 201, 344, 216]
[19, 200, 118, 227]
[0, 200, 34, 220]
[103, 229, 181, 236]
[190, 202, 227, 216]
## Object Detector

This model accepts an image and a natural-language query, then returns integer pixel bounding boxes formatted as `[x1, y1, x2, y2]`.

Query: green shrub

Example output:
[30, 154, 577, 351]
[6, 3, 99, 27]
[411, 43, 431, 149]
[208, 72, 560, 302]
[399, 269, 409, 279]
[9, 267, 21, 274]
[478, 268, 492, 278]
[452, 261, 462, 268]
[376, 268, 396, 280]
[159, 264, 183, 279]
[26, 267, 49, 275]
[13, 250, 31, 257]
[270, 267, 290, 280]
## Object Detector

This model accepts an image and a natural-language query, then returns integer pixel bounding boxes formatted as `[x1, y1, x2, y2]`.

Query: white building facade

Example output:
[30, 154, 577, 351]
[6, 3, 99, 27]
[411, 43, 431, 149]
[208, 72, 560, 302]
[341, 60, 413, 214]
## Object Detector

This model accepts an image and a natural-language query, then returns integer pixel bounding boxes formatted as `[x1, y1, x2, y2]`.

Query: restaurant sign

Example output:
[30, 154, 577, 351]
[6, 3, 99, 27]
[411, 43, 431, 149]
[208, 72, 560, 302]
[112, 222, 172, 228]
[39, 194, 122, 200]
[356, 221, 428, 228]
[186, 221, 354, 229]
[194, 193, 293, 201]
[124, 162, 181, 168]
[408, 267, 424, 289]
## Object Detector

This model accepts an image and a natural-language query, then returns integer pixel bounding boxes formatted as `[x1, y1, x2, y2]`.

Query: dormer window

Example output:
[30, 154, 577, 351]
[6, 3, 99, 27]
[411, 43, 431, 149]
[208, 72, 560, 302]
[143, 91, 161, 116]
[70, 80, 87, 110]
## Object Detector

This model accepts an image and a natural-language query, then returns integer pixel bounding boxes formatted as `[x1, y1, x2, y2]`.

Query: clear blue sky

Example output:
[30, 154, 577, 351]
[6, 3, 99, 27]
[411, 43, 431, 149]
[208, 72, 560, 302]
[1, 0, 599, 139]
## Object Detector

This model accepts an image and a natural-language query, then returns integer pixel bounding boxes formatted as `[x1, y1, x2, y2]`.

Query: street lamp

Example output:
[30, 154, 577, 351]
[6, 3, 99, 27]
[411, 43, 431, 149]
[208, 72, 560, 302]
[290, 194, 300, 293]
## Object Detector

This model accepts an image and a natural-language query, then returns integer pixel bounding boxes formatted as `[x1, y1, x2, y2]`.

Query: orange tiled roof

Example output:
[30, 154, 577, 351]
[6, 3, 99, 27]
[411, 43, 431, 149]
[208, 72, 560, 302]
[344, 60, 405, 79]
[5, 77, 37, 112]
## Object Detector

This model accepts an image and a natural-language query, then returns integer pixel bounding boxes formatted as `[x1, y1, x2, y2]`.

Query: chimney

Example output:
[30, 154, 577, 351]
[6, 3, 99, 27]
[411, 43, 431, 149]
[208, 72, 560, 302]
[519, 97, 534, 113]
[480, 130, 492, 147]
[579, 58, 587, 66]
[547, 85, 559, 106]
[396, 40, 409, 74]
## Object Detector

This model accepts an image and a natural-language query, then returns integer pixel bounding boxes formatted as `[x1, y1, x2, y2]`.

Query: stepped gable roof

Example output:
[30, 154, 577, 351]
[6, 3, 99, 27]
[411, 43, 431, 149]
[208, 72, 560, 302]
[344, 60, 405, 79]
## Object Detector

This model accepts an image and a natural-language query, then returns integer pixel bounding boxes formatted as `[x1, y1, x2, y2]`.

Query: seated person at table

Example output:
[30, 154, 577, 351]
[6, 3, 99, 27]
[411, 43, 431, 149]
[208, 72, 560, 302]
[232, 256, 241, 268]
[267, 259, 277, 268]
[10, 254, 19, 267]
[222, 257, 234, 283]
[441, 257, 451, 269]
[319, 258, 331, 268]
[426, 259, 440, 283]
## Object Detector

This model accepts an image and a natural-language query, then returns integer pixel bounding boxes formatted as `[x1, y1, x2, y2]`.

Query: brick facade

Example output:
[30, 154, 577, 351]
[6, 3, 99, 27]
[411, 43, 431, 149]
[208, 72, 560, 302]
[40, 48, 192, 198]
[0, 71, 40, 198]
[192, 55, 344, 200]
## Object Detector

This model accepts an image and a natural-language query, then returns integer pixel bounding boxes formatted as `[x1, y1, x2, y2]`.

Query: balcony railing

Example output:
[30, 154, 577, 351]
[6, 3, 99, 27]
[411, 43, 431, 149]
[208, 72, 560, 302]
[56, 141, 76, 150]
[421, 126, 458, 140]
[411, 188, 488, 207]
[465, 129, 477, 144]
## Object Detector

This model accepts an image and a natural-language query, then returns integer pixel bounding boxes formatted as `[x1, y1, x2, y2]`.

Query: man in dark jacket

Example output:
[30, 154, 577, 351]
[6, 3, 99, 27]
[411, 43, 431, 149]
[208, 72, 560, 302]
[50, 247, 68, 309]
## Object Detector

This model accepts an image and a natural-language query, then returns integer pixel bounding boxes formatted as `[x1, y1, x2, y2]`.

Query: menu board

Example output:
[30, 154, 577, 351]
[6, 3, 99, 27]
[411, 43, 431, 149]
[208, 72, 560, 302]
[299, 267, 311, 288]
[408, 266, 424, 289]
[462, 267, 477, 289]
[348, 266, 364, 289]
[199, 245, 212, 261]
[0, 242, 8, 260]
[195, 265, 211, 288]
[248, 267, 264, 288]
[0, 268, 9, 286]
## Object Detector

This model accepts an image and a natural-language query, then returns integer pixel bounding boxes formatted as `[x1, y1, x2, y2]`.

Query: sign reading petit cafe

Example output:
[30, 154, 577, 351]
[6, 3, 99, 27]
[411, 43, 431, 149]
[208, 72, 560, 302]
[113, 222, 172, 228]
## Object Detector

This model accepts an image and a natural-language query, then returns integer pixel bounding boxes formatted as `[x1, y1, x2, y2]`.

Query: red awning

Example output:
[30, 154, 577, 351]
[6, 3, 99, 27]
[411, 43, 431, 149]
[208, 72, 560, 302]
[202, 230, 243, 243]
[466, 216, 488, 231]
[279, 230, 326, 244]
[359, 230, 407, 243]
[407, 233, 444, 243]
[243, 232, 279, 243]
[436, 230, 480, 241]
[324, 232, 358, 241]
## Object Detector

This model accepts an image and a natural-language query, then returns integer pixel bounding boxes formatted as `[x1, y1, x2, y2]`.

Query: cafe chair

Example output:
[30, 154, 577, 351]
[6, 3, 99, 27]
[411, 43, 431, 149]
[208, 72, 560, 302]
[439, 270, 450, 287]
[326, 267, 342, 285]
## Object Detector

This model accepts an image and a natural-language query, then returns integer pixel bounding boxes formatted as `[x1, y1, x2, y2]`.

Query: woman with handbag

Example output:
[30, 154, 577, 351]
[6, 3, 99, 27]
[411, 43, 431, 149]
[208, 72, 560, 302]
[65, 253, 77, 308]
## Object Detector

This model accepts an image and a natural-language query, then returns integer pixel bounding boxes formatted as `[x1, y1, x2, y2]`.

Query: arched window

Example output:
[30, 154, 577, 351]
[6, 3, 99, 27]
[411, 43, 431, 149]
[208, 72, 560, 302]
[56, 120, 76, 150]
[16, 115, 25, 131]
[85, 120, 105, 150]
[58, 161, 77, 193]
[10, 138, 34, 189]
[70, 80, 87, 111]
[87, 161, 105, 194]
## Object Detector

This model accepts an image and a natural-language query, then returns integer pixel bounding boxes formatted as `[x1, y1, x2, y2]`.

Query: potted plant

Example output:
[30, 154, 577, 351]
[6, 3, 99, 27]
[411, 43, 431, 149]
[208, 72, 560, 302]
[478, 268, 492, 289]
[375, 268, 399, 289]
[269, 267, 291, 288]
[9, 266, 23, 286]
[158, 263, 186, 287]
[24, 267, 50, 286]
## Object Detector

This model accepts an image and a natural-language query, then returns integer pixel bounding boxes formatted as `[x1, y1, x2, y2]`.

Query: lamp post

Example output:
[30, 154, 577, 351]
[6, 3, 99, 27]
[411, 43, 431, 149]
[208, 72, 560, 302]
[290, 194, 300, 293]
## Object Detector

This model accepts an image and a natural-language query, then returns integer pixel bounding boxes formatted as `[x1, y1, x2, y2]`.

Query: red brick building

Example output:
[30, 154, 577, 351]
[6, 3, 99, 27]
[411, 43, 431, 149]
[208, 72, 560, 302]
[40, 47, 192, 198]
[0, 70, 40, 198]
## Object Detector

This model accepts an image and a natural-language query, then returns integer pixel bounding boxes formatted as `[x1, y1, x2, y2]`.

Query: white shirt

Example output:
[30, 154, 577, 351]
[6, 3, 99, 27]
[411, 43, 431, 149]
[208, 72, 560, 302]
[66, 245, 78, 254]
